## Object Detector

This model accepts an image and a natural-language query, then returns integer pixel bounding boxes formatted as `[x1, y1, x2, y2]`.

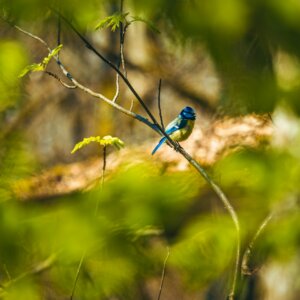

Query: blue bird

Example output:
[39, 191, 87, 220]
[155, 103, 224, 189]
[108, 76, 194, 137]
[152, 106, 196, 155]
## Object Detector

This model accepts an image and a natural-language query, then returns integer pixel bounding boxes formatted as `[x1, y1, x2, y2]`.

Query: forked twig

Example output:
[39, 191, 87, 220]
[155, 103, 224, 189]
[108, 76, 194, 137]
[45, 71, 77, 89]
[242, 197, 297, 276]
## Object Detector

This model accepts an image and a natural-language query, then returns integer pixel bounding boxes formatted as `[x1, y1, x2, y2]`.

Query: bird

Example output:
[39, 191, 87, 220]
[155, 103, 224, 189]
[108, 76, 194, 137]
[152, 106, 196, 155]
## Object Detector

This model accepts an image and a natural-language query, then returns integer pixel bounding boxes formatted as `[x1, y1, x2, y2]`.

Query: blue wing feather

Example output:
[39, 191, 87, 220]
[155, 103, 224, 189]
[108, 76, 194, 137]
[151, 136, 167, 155]
[152, 116, 189, 155]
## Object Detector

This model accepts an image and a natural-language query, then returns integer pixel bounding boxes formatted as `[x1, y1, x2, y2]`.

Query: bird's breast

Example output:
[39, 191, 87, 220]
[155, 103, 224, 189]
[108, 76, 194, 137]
[170, 120, 195, 142]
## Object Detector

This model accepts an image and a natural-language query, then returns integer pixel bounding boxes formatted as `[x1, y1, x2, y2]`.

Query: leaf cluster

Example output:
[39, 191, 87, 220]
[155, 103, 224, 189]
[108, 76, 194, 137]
[95, 12, 159, 33]
[18, 44, 63, 78]
[71, 135, 125, 154]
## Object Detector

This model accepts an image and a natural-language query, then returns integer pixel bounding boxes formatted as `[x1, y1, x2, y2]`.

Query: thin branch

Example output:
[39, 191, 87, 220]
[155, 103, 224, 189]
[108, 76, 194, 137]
[70, 252, 85, 300]
[57, 12, 61, 47]
[157, 79, 164, 130]
[45, 71, 77, 89]
[157, 246, 170, 300]
[0, 253, 56, 295]
[241, 213, 273, 276]
[51, 8, 161, 129]
[102, 145, 107, 189]
[112, 73, 120, 102]
[119, 0, 127, 77]
[13, 24, 158, 133]
[15, 24, 51, 51]
[241, 197, 297, 276]
[95, 145, 107, 216]
[177, 149, 240, 300]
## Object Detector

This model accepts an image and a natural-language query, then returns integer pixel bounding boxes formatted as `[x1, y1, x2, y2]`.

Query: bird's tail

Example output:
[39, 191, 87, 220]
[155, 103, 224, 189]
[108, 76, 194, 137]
[151, 137, 167, 155]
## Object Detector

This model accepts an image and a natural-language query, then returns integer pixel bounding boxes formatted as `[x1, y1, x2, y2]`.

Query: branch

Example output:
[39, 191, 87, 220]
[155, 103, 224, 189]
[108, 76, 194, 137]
[45, 71, 77, 89]
[0, 253, 57, 297]
[157, 79, 164, 130]
[241, 197, 297, 276]
[13, 24, 158, 133]
[157, 246, 170, 300]
[51, 8, 161, 130]
[70, 252, 85, 300]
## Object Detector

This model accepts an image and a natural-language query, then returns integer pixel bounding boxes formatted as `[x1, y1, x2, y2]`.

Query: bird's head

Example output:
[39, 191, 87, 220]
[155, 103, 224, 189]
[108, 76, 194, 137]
[180, 106, 196, 120]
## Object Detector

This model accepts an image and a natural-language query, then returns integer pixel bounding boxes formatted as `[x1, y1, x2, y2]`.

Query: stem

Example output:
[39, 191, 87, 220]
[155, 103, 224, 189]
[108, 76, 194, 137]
[157, 79, 164, 130]
[95, 145, 107, 216]
[157, 246, 170, 300]
[241, 213, 273, 276]
[70, 252, 85, 300]
[241, 196, 296, 276]
[51, 9, 161, 129]
[102, 145, 107, 185]
[177, 148, 240, 299]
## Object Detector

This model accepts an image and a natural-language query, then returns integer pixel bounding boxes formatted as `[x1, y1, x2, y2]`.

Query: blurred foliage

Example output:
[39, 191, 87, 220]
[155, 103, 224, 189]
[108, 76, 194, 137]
[0, 0, 300, 299]
[0, 41, 27, 112]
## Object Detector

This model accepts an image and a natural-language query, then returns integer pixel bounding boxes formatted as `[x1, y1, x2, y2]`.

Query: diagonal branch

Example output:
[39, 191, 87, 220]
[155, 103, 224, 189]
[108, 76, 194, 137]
[13, 24, 158, 132]
[52, 8, 160, 128]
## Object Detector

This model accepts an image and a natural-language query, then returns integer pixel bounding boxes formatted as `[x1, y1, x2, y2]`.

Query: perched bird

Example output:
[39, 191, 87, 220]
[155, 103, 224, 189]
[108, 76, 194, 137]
[152, 106, 196, 155]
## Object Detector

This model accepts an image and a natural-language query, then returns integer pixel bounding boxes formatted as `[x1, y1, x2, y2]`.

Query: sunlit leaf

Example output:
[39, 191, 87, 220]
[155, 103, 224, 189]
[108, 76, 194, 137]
[18, 44, 63, 78]
[71, 135, 125, 154]
[95, 13, 129, 32]
[42, 44, 63, 65]
[18, 63, 44, 78]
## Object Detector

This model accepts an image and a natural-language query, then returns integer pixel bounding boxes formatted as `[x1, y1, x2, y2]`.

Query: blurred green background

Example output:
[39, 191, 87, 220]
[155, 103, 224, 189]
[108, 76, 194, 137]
[0, 0, 300, 299]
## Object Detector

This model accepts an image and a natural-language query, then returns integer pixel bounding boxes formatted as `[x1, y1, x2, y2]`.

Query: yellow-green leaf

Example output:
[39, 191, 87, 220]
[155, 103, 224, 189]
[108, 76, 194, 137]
[18, 63, 44, 78]
[71, 135, 125, 154]
[42, 44, 63, 65]
[95, 13, 129, 32]
[18, 44, 63, 78]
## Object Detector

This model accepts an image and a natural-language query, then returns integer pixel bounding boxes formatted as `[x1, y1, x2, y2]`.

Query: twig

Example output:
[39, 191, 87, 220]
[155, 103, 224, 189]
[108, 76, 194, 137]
[51, 8, 161, 130]
[45, 71, 77, 88]
[0, 253, 56, 296]
[101, 145, 107, 189]
[95, 145, 107, 216]
[112, 73, 120, 102]
[70, 251, 85, 300]
[157, 246, 170, 300]
[178, 150, 240, 300]
[241, 197, 297, 276]
[241, 213, 273, 276]
[3, 265, 11, 282]
[157, 79, 164, 130]
[13, 24, 158, 133]
[57, 11, 61, 48]
[119, 0, 127, 78]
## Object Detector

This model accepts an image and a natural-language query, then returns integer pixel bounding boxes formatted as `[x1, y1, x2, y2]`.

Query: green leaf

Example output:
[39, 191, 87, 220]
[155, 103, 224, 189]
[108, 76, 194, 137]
[71, 135, 125, 154]
[130, 16, 160, 33]
[42, 44, 63, 66]
[18, 63, 44, 78]
[18, 44, 63, 78]
[95, 13, 129, 32]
